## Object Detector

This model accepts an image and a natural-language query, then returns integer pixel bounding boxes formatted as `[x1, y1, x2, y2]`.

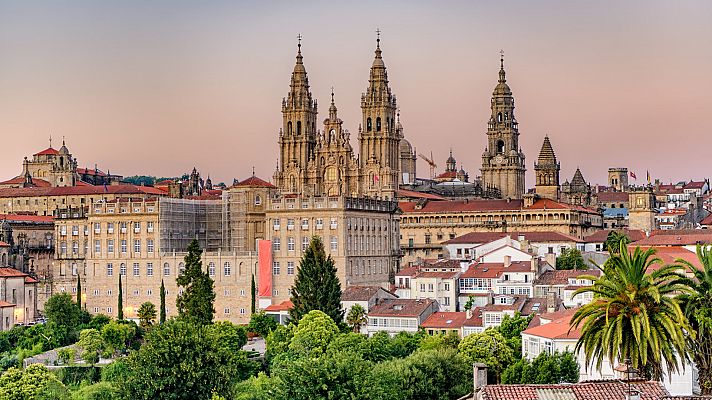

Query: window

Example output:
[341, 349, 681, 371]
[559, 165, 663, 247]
[93, 289, 99, 296]
[120, 222, 127, 233]
[107, 263, 113, 276]
[120, 240, 127, 254]
[302, 236, 309, 251]
[288, 237, 295, 251]
[147, 263, 153, 276]
[330, 218, 337, 229]
[273, 238, 280, 251]
[443, 297, 450, 306]
[60, 241, 67, 254]
[420, 283, 426, 292]
[134, 239, 141, 253]
[444, 283, 450, 292]
[424, 234, 431, 244]
[287, 261, 295, 275]
[240, 308, 246, 315]
[107, 307, 113, 314]
[163, 263, 170, 276]
[301, 218, 309, 230]
[60, 226, 67, 236]
[208, 262, 215, 276]
[179, 262, 185, 275]
[273, 262, 280, 275]
[224, 262, 231, 276]
[134, 222, 141, 233]
[72, 225, 79, 236]
[107, 223, 114, 233]
[133, 290, 139, 296]
[71, 263, 78, 276]
[224, 289, 231, 296]
[94, 222, 101, 234]
[147, 221, 154, 232]
[240, 289, 246, 296]
[94, 240, 100, 254]
[72, 241, 79, 255]
[273, 219, 280, 230]
[147, 239, 154, 253]
[316, 218, 323, 229]
[428, 283, 434, 292]
[120, 263, 126, 276]
[94, 307, 100, 313]
[107, 239, 114, 253]
[255, 195, 262, 205]
[133, 263, 140, 276]
[224, 308, 230, 315]
[287, 219, 295, 230]
[330, 236, 338, 251]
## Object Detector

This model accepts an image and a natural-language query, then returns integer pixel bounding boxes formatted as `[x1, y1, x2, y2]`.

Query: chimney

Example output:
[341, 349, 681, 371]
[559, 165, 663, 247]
[546, 291, 556, 314]
[473, 363, 488, 395]
[466, 306, 473, 319]
[530, 257, 538, 274]
[503, 255, 511, 268]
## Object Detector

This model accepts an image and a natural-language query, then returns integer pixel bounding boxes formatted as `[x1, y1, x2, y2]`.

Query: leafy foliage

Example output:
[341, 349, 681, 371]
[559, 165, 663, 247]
[346, 304, 368, 333]
[176, 240, 216, 325]
[78, 329, 104, 365]
[571, 244, 690, 380]
[0, 364, 70, 400]
[137, 302, 157, 329]
[604, 231, 631, 254]
[556, 247, 585, 270]
[458, 328, 514, 383]
[101, 320, 137, 356]
[289, 236, 344, 324]
[502, 351, 579, 384]
[497, 312, 534, 359]
[289, 310, 340, 357]
[45, 293, 81, 333]
[247, 311, 277, 338]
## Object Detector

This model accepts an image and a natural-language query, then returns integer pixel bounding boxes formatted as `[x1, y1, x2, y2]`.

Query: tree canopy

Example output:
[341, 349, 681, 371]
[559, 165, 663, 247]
[176, 239, 216, 325]
[556, 248, 586, 270]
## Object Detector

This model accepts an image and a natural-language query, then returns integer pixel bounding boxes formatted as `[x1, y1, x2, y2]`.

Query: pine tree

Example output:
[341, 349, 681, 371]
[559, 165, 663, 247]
[289, 236, 344, 323]
[250, 274, 256, 314]
[176, 239, 215, 325]
[159, 279, 166, 324]
[76, 273, 82, 308]
[117, 274, 123, 320]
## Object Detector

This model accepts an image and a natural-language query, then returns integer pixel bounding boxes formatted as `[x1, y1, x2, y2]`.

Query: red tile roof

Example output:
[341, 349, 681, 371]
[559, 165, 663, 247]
[400, 199, 524, 213]
[368, 298, 435, 317]
[632, 230, 712, 246]
[701, 214, 712, 226]
[0, 241, 9, 247]
[596, 191, 629, 202]
[342, 286, 387, 302]
[463, 307, 483, 327]
[396, 189, 446, 201]
[684, 181, 706, 190]
[76, 168, 107, 176]
[34, 147, 59, 156]
[0, 268, 28, 278]
[444, 231, 582, 245]
[234, 176, 275, 188]
[534, 269, 601, 286]
[583, 229, 646, 243]
[421, 312, 467, 329]
[24, 276, 39, 284]
[264, 300, 293, 312]
[482, 380, 668, 400]
[460, 261, 534, 279]
[522, 314, 581, 340]
[0, 176, 53, 187]
[0, 184, 166, 198]
[0, 214, 54, 223]
[0, 301, 15, 308]
[631, 246, 702, 272]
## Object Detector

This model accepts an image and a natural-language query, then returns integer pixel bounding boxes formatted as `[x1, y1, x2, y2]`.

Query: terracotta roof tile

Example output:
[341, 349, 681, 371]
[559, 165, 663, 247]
[0, 176, 53, 187]
[421, 312, 467, 329]
[34, 147, 59, 156]
[482, 380, 669, 400]
[522, 314, 580, 339]
[0, 241, 9, 247]
[534, 269, 600, 286]
[633, 230, 712, 246]
[396, 189, 446, 201]
[264, 300, 293, 312]
[0, 184, 165, 198]
[0, 268, 28, 278]
[234, 176, 275, 188]
[399, 199, 523, 214]
[342, 286, 386, 302]
[368, 298, 436, 317]
[24, 276, 39, 284]
[596, 192, 629, 202]
[0, 214, 54, 223]
[444, 231, 583, 245]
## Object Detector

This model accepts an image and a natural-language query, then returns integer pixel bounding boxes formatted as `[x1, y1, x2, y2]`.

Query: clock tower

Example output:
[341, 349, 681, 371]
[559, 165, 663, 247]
[480, 54, 526, 199]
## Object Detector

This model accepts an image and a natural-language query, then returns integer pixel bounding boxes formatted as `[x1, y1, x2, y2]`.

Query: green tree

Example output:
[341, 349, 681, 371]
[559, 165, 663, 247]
[71, 381, 121, 400]
[78, 329, 104, 365]
[571, 245, 690, 380]
[604, 231, 631, 254]
[137, 302, 157, 329]
[346, 304, 368, 333]
[289, 310, 340, 357]
[250, 274, 256, 314]
[247, 311, 277, 338]
[464, 295, 475, 311]
[44, 293, 81, 331]
[57, 347, 75, 365]
[176, 239, 216, 325]
[159, 279, 166, 325]
[497, 312, 534, 359]
[89, 314, 111, 330]
[117, 275, 123, 320]
[677, 245, 712, 394]
[118, 320, 250, 399]
[207, 321, 248, 353]
[0, 364, 69, 400]
[101, 320, 136, 356]
[77, 274, 82, 308]
[556, 247, 585, 270]
[289, 236, 343, 324]
[418, 331, 461, 351]
[458, 329, 514, 383]
[265, 324, 294, 363]
[233, 372, 275, 400]
[502, 351, 579, 384]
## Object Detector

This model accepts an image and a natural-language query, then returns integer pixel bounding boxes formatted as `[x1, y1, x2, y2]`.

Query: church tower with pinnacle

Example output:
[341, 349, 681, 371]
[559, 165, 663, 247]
[358, 32, 402, 200]
[274, 37, 319, 194]
[534, 136, 560, 200]
[480, 53, 526, 199]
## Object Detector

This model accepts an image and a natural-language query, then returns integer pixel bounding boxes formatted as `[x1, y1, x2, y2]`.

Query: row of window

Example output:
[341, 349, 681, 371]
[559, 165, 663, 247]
[61, 239, 155, 255]
[272, 261, 295, 275]
[272, 236, 338, 252]
[91, 287, 248, 297]
[60, 221, 155, 236]
[273, 218, 338, 231]
[93, 206, 155, 214]
[106, 261, 234, 277]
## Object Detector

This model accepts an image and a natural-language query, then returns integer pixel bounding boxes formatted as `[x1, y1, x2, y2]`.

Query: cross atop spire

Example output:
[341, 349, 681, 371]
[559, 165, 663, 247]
[330, 86, 334, 102]
[297, 33, 302, 52]
[499, 50, 506, 83]
[376, 28, 381, 48]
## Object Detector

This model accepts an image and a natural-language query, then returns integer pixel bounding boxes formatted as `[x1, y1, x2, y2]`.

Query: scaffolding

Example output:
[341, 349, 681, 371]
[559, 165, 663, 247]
[159, 197, 228, 252]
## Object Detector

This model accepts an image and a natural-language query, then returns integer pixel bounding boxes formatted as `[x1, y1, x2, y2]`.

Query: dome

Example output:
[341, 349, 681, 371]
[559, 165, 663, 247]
[399, 138, 413, 154]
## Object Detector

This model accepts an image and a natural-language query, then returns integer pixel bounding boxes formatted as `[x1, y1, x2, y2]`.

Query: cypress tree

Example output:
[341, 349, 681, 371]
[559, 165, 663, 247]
[117, 274, 124, 320]
[159, 279, 166, 324]
[289, 236, 343, 323]
[176, 239, 215, 325]
[250, 274, 256, 314]
[76, 273, 82, 308]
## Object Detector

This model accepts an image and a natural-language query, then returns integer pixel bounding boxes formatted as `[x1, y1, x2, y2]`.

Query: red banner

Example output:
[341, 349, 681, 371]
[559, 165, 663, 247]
[257, 240, 272, 297]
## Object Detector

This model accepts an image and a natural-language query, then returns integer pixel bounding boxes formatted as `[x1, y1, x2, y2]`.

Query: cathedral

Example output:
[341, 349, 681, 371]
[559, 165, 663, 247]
[273, 36, 416, 200]
[480, 55, 527, 200]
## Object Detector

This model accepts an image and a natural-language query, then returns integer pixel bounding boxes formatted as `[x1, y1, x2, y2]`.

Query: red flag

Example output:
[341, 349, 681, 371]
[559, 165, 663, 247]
[373, 174, 379, 183]
[630, 171, 637, 180]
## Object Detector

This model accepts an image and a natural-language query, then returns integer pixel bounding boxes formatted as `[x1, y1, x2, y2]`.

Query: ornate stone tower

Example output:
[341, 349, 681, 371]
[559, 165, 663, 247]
[359, 34, 401, 200]
[534, 136, 560, 200]
[274, 38, 318, 194]
[480, 54, 526, 199]
[629, 187, 656, 232]
[608, 168, 629, 192]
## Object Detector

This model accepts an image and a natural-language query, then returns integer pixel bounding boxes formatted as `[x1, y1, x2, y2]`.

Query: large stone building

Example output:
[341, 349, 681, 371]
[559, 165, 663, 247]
[480, 55, 526, 200]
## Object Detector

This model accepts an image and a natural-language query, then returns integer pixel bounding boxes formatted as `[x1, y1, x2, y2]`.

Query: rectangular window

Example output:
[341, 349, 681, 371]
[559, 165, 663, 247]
[302, 236, 309, 251]
[301, 218, 309, 230]
[428, 283, 434, 292]
[72, 225, 79, 236]
[147, 221, 154, 232]
[107, 263, 113, 276]
[330, 236, 338, 251]
[273, 238, 280, 251]
[60, 241, 67, 254]
[134, 239, 141, 253]
[107, 223, 114, 233]
[60, 226, 67, 236]
[224, 262, 231, 276]
[147, 239, 154, 253]
[316, 218, 323, 229]
[330, 218, 337, 229]
[72, 241, 79, 255]
[273, 219, 280, 230]
[134, 222, 141, 233]
[120, 263, 127, 276]
[224, 308, 230, 315]
[147, 263, 153, 277]
[272, 261, 280, 275]
[287, 261, 295, 275]
[121, 240, 127, 254]
[444, 283, 450, 292]
[120, 222, 127, 233]
[94, 222, 101, 234]
[133, 263, 140, 276]
[288, 237, 295, 251]
[164, 263, 170, 276]
[107, 239, 114, 253]
[424, 234, 431, 245]
[209, 262, 215, 276]
[420, 283, 426, 292]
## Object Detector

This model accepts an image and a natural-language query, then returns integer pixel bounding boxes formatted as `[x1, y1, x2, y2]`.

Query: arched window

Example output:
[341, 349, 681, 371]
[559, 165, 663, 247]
[179, 262, 185, 275]
[297, 121, 302, 135]
[367, 117, 372, 132]
[287, 121, 292, 134]
[255, 195, 262, 205]
[497, 112, 503, 123]
[376, 117, 381, 132]
[497, 140, 505, 154]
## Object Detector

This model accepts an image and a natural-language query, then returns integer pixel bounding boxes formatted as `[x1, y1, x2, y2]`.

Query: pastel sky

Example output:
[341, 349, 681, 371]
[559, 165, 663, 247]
[1, 1, 710, 187]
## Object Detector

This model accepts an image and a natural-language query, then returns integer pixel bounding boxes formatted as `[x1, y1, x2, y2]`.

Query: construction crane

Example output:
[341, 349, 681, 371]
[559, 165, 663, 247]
[418, 151, 437, 179]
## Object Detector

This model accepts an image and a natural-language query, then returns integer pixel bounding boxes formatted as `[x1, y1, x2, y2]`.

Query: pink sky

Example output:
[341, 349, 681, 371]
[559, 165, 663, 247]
[1, 1, 710, 187]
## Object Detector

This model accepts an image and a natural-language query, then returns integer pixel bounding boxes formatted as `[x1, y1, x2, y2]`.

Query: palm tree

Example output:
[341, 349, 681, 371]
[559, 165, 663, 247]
[677, 245, 712, 394]
[571, 243, 690, 380]
[604, 231, 631, 255]
[346, 304, 368, 333]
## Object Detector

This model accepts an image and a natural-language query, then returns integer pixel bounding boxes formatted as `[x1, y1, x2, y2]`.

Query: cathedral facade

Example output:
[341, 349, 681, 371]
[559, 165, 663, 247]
[273, 37, 414, 200]
[480, 56, 526, 200]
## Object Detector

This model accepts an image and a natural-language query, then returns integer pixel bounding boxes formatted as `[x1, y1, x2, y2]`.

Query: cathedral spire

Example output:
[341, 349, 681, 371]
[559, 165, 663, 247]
[329, 87, 338, 120]
[499, 50, 506, 83]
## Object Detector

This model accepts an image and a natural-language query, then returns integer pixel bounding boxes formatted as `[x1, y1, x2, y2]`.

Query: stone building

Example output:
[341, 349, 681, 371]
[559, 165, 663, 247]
[0, 267, 38, 330]
[480, 55, 526, 199]
[561, 168, 593, 206]
[534, 136, 560, 200]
